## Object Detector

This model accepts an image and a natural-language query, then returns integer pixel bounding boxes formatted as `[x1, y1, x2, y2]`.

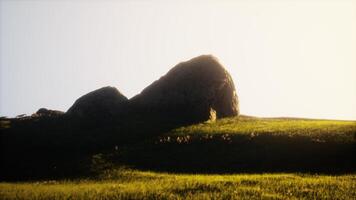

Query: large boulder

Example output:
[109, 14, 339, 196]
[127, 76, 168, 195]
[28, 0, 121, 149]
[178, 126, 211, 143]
[67, 86, 128, 119]
[130, 55, 239, 123]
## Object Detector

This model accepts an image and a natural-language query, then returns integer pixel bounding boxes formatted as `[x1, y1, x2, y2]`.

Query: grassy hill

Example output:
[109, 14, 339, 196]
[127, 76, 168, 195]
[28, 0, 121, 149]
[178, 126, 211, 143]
[115, 116, 355, 173]
[1, 116, 355, 199]
[171, 116, 355, 141]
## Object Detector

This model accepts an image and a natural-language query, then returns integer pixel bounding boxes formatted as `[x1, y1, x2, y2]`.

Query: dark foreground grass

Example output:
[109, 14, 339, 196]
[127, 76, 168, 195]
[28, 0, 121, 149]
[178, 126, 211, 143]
[1, 169, 355, 200]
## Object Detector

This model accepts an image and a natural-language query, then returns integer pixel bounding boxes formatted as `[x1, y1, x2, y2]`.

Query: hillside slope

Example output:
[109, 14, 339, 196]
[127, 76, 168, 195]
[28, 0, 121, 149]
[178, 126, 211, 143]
[116, 116, 356, 173]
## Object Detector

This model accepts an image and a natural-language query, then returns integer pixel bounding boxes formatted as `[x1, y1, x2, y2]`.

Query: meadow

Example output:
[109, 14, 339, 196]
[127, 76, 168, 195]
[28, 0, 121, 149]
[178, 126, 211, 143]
[1, 169, 355, 200]
[1, 116, 355, 199]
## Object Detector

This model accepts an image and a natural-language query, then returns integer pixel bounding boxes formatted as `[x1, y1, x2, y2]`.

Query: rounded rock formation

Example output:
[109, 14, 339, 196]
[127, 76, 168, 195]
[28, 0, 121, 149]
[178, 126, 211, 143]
[67, 86, 128, 119]
[130, 55, 239, 123]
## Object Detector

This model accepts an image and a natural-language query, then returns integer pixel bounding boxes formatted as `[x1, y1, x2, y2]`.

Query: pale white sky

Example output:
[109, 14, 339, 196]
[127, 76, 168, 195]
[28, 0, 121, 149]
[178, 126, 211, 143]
[1, 0, 355, 120]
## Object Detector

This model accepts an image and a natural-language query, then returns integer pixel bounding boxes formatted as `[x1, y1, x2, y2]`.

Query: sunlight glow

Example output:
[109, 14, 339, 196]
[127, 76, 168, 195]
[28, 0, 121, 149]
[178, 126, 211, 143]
[1, 0, 355, 120]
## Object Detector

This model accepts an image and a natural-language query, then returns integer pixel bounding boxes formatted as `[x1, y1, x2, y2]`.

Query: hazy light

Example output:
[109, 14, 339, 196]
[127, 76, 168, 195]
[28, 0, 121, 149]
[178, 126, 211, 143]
[1, 0, 355, 120]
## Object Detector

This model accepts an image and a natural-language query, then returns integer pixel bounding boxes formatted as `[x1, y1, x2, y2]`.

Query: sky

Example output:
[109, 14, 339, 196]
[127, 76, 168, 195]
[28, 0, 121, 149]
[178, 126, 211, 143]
[0, 0, 355, 120]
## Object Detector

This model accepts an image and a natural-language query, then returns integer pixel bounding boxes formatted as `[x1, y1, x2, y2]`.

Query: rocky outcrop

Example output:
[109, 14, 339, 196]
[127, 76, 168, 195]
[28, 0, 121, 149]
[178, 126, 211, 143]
[129, 55, 239, 123]
[66, 55, 239, 125]
[66, 86, 128, 119]
[35, 108, 64, 117]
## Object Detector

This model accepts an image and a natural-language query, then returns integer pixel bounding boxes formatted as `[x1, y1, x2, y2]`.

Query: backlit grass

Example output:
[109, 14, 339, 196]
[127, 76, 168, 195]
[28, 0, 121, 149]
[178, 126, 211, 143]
[1, 169, 355, 200]
[169, 116, 356, 143]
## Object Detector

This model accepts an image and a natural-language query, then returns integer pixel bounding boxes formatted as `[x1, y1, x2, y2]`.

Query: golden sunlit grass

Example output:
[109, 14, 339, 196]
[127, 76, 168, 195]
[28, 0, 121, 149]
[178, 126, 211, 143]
[1, 169, 355, 200]
[169, 116, 356, 143]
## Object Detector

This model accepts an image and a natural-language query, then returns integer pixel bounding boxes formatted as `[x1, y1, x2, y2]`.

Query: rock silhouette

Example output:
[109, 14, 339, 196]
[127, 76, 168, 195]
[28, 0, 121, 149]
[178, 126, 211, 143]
[67, 86, 128, 119]
[66, 55, 239, 125]
[129, 55, 239, 123]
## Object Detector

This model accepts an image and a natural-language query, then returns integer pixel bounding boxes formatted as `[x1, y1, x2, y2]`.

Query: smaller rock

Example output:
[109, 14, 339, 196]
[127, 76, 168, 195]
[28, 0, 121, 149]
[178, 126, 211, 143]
[35, 108, 64, 117]
[66, 86, 128, 119]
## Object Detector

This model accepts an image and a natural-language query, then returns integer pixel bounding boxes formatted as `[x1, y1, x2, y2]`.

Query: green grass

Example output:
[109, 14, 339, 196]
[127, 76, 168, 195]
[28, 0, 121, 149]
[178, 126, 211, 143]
[1, 169, 355, 200]
[169, 116, 356, 143]
[1, 116, 355, 199]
